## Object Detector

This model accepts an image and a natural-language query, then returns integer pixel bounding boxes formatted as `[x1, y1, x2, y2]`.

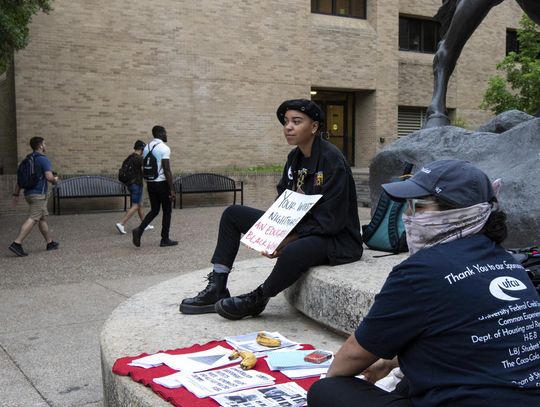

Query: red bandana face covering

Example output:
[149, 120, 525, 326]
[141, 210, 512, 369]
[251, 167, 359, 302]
[402, 202, 492, 255]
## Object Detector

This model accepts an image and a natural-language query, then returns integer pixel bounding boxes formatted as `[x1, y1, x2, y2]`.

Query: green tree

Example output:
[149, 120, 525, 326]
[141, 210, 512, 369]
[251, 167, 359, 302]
[0, 0, 52, 75]
[481, 15, 540, 115]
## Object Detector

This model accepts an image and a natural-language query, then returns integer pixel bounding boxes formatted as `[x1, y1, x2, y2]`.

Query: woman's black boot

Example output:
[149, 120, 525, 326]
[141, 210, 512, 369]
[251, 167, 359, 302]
[215, 285, 270, 320]
[180, 271, 230, 314]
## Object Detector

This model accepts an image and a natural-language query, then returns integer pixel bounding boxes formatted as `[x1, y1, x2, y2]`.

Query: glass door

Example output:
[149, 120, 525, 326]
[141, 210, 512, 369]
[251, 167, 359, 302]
[326, 103, 347, 158]
[312, 90, 354, 165]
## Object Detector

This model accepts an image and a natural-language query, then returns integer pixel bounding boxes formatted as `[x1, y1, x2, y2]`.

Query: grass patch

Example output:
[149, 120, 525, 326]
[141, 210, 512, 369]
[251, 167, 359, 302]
[223, 164, 283, 173]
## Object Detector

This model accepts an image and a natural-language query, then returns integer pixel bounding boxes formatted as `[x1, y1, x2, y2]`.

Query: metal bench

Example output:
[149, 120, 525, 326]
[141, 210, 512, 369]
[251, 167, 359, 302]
[53, 176, 130, 215]
[173, 173, 243, 209]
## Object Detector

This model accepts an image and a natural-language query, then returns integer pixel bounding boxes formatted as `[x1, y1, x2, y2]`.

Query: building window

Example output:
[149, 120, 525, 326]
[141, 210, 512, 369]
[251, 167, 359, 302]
[399, 16, 441, 53]
[311, 0, 366, 19]
[398, 106, 427, 137]
[506, 29, 520, 55]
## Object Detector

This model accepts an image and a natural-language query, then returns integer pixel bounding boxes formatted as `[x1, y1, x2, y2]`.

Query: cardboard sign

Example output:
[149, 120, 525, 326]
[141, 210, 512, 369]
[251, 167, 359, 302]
[240, 190, 322, 254]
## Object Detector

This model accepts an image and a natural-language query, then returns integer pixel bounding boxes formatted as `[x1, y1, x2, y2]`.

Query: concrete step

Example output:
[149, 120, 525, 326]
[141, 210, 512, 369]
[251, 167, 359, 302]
[100, 260, 348, 406]
[352, 167, 371, 208]
[284, 250, 406, 335]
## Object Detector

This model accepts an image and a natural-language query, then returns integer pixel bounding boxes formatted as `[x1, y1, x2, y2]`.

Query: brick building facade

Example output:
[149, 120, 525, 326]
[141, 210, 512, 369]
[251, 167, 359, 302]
[0, 0, 524, 176]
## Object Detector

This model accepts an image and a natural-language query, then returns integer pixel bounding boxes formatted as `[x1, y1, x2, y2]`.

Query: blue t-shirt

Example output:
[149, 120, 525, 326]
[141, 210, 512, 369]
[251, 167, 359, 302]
[355, 235, 540, 407]
[24, 153, 53, 196]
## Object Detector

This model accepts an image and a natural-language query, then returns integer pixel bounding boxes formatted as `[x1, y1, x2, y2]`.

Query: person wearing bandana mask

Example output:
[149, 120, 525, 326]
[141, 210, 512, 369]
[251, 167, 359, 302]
[179, 99, 363, 319]
[308, 160, 540, 407]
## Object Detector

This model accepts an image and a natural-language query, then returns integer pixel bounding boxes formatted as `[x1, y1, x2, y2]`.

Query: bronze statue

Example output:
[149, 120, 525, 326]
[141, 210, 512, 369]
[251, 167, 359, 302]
[425, 0, 540, 128]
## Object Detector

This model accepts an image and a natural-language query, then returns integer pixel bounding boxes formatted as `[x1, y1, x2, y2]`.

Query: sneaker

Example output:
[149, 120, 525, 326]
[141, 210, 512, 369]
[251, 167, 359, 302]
[160, 238, 178, 247]
[115, 223, 126, 234]
[132, 228, 142, 247]
[46, 241, 59, 251]
[9, 242, 28, 257]
[144, 224, 155, 231]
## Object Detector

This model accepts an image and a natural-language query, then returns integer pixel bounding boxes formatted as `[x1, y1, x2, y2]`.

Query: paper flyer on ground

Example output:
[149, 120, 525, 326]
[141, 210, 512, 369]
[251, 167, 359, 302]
[129, 352, 169, 369]
[159, 345, 235, 373]
[240, 189, 322, 254]
[265, 349, 333, 370]
[176, 366, 275, 398]
[224, 331, 300, 355]
[130, 345, 235, 373]
[211, 382, 307, 407]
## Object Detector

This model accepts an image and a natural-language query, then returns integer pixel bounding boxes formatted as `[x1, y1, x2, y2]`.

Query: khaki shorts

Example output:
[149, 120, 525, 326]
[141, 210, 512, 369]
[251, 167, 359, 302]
[25, 194, 49, 221]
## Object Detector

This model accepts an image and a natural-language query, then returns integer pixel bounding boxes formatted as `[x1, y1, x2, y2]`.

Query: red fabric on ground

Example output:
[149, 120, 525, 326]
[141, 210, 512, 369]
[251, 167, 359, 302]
[112, 340, 317, 407]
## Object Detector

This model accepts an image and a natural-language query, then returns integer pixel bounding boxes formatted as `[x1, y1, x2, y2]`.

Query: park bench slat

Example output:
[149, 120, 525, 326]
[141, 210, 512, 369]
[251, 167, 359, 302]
[173, 173, 243, 209]
[53, 176, 130, 215]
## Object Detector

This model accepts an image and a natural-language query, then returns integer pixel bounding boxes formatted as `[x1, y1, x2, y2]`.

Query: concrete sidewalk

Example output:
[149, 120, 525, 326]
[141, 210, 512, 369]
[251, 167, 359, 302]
[0, 206, 371, 407]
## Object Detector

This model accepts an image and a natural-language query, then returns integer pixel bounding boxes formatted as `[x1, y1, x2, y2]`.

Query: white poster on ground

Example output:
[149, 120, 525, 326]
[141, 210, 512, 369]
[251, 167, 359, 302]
[240, 190, 322, 254]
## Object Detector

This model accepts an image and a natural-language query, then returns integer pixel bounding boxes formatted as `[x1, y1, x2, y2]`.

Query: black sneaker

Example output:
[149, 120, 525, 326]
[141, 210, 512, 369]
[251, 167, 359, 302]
[160, 238, 178, 247]
[46, 241, 59, 251]
[9, 242, 28, 257]
[132, 228, 142, 247]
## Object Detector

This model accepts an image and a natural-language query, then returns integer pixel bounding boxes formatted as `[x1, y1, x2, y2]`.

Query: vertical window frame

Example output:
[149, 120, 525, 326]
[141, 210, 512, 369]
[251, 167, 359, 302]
[311, 0, 366, 20]
[506, 29, 520, 55]
[399, 16, 441, 54]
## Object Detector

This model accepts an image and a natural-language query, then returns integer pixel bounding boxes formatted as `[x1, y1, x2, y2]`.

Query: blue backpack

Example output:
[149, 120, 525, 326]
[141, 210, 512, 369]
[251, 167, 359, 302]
[361, 164, 412, 254]
[17, 153, 40, 190]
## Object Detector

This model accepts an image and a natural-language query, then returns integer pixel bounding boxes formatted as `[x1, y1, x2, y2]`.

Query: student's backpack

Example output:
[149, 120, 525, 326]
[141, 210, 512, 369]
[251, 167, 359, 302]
[16, 153, 39, 190]
[142, 144, 159, 181]
[508, 246, 540, 295]
[118, 154, 138, 185]
[361, 163, 413, 254]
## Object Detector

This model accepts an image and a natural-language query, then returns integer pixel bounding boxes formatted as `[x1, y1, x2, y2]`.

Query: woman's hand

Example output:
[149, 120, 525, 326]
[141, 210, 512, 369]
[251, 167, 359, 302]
[261, 233, 300, 258]
[361, 357, 399, 384]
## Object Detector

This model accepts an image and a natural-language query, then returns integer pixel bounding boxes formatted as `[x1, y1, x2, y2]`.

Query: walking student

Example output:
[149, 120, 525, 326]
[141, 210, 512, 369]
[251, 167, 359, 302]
[180, 99, 363, 319]
[9, 137, 59, 257]
[115, 140, 154, 234]
[307, 160, 540, 407]
[132, 125, 177, 247]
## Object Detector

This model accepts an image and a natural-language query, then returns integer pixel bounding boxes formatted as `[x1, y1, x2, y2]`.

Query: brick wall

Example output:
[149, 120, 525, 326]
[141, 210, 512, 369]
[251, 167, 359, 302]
[397, 0, 523, 129]
[3, 0, 525, 177]
[12, 0, 305, 175]
[0, 66, 17, 174]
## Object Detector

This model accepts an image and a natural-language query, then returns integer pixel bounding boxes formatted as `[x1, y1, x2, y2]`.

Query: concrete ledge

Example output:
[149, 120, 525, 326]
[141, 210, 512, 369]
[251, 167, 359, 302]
[100, 258, 348, 406]
[284, 249, 406, 335]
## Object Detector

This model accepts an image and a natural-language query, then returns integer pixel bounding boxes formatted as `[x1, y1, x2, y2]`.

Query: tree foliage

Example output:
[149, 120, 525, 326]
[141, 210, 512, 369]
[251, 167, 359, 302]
[0, 0, 52, 75]
[481, 15, 540, 115]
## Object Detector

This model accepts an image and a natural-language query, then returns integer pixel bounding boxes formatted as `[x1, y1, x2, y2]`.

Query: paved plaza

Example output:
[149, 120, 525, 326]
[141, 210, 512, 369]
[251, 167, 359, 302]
[0, 206, 371, 406]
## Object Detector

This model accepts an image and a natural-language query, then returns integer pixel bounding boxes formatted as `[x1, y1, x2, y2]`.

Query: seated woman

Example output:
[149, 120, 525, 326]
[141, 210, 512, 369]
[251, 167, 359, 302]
[307, 159, 540, 407]
[180, 99, 363, 320]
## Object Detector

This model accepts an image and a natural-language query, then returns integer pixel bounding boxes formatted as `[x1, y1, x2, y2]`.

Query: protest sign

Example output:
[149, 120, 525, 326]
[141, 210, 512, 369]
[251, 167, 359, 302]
[240, 190, 322, 254]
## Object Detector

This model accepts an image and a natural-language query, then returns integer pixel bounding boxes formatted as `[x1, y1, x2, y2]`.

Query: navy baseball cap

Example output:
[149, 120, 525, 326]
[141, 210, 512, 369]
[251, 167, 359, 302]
[382, 159, 495, 208]
[276, 99, 325, 125]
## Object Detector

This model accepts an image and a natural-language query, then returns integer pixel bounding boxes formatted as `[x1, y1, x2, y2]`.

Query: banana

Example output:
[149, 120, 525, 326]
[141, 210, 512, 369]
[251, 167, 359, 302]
[229, 350, 257, 370]
[255, 332, 282, 348]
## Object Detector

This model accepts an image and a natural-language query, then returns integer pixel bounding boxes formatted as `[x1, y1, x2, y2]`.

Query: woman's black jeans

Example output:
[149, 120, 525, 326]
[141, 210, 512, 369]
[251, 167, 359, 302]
[210, 205, 330, 297]
[307, 376, 413, 407]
